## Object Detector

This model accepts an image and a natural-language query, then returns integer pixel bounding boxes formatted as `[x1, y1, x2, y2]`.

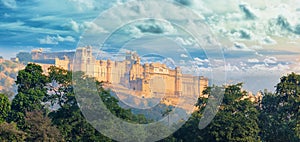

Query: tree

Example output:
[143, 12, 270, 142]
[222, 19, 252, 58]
[47, 67, 148, 141]
[45, 66, 73, 108]
[0, 94, 10, 123]
[0, 90, 14, 99]
[258, 91, 293, 142]
[15, 63, 48, 93]
[0, 122, 26, 142]
[173, 83, 261, 142]
[9, 63, 48, 128]
[24, 111, 63, 142]
[260, 73, 300, 141]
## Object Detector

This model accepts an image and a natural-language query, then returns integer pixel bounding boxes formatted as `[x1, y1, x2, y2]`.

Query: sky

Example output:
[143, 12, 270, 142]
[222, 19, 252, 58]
[1, 0, 300, 93]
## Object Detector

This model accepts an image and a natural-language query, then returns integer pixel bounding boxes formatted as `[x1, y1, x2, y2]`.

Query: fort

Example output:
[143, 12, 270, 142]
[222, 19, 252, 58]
[33, 46, 209, 102]
[73, 46, 209, 99]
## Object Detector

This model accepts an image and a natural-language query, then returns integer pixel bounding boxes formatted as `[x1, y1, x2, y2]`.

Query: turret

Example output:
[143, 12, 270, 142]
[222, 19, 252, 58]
[100, 60, 104, 66]
[175, 67, 182, 96]
[107, 59, 112, 83]
[136, 57, 141, 64]
[143, 63, 150, 79]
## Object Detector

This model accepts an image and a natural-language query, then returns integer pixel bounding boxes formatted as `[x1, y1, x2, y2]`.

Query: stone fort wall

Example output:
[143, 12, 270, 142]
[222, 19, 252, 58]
[34, 46, 209, 98]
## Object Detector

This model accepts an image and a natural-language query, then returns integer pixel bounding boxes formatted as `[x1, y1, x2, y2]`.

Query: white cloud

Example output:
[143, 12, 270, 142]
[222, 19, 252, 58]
[239, 3, 258, 20]
[261, 36, 277, 45]
[248, 58, 260, 63]
[240, 62, 247, 67]
[194, 57, 209, 62]
[33, 0, 99, 13]
[0, 21, 69, 35]
[264, 56, 277, 65]
[226, 63, 240, 71]
[161, 58, 176, 68]
[251, 45, 263, 50]
[39, 35, 75, 45]
[68, 20, 80, 32]
[39, 36, 57, 44]
[195, 0, 300, 48]
[1, 0, 17, 9]
[65, 20, 107, 33]
[250, 63, 290, 71]
[68, 0, 96, 12]
[180, 54, 188, 58]
[229, 42, 254, 51]
[82, 21, 108, 33]
[175, 37, 194, 46]
[123, 20, 177, 38]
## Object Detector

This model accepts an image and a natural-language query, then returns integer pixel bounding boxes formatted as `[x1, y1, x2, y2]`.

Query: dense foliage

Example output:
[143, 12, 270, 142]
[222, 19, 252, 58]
[0, 63, 299, 141]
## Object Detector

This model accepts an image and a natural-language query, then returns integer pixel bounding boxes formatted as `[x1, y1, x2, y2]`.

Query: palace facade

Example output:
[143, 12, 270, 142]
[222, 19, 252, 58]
[73, 46, 209, 99]
[33, 46, 209, 99]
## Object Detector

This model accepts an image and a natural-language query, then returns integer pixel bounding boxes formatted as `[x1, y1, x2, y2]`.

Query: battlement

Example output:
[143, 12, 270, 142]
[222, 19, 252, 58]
[32, 46, 209, 99]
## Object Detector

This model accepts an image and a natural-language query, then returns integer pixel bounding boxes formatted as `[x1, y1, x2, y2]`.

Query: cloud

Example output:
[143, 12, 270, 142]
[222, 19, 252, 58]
[199, 1, 300, 47]
[68, 0, 96, 12]
[228, 28, 254, 40]
[261, 36, 277, 45]
[238, 29, 253, 39]
[1, 0, 17, 9]
[82, 21, 108, 33]
[123, 20, 177, 38]
[0, 21, 69, 35]
[248, 58, 260, 63]
[239, 3, 258, 20]
[226, 63, 240, 71]
[161, 58, 176, 68]
[230, 42, 254, 51]
[265, 15, 295, 38]
[194, 57, 209, 63]
[250, 63, 289, 71]
[294, 24, 300, 35]
[263, 56, 277, 65]
[135, 20, 176, 34]
[175, 37, 194, 46]
[180, 54, 188, 58]
[64, 20, 107, 33]
[192, 57, 209, 66]
[39, 35, 75, 45]
[39, 36, 58, 45]
[68, 20, 80, 32]
[174, 0, 192, 6]
[31, 0, 101, 14]
[275, 15, 293, 31]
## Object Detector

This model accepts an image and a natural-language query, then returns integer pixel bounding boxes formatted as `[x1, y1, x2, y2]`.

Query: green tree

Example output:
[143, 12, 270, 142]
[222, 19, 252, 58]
[173, 83, 260, 142]
[47, 67, 148, 141]
[0, 93, 10, 123]
[9, 63, 48, 128]
[47, 71, 113, 141]
[15, 63, 48, 93]
[45, 66, 73, 107]
[0, 90, 15, 99]
[260, 73, 300, 141]
[0, 122, 26, 142]
[24, 111, 63, 142]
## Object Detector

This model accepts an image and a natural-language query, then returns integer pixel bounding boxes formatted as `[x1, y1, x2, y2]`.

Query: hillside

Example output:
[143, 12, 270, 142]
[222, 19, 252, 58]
[0, 60, 25, 97]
